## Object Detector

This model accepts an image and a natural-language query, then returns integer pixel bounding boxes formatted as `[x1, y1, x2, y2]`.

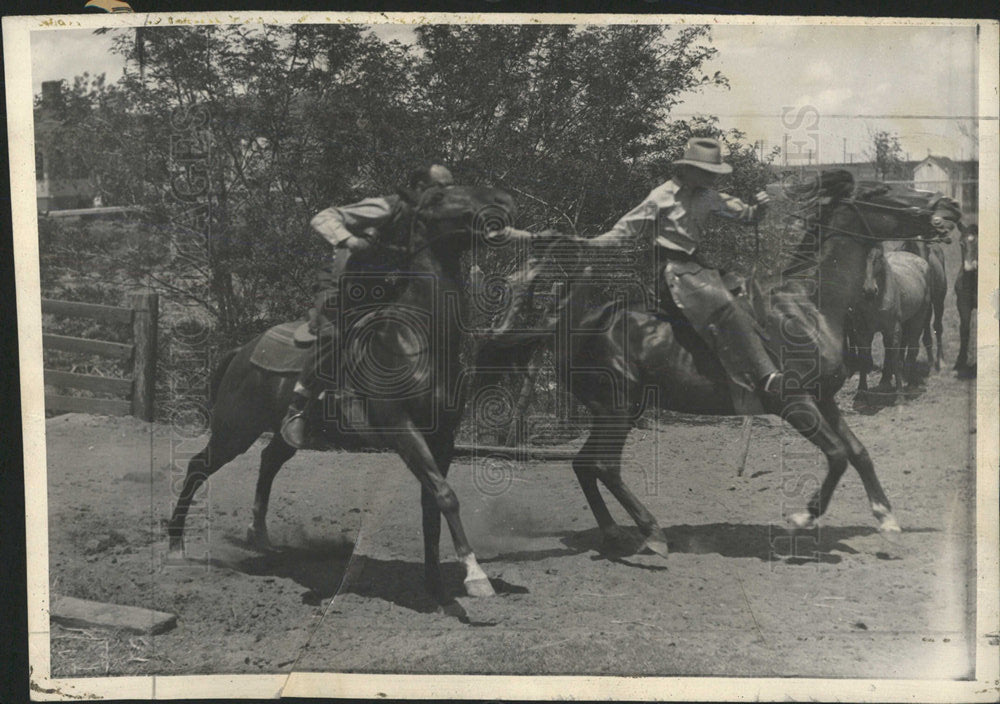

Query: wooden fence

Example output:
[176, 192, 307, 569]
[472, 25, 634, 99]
[42, 292, 159, 421]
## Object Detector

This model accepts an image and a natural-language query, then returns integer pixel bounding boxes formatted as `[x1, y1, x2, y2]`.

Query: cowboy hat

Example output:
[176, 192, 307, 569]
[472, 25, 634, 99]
[672, 138, 733, 174]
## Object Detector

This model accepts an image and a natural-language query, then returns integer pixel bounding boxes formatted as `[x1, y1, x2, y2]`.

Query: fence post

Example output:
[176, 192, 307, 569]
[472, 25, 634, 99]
[130, 291, 158, 422]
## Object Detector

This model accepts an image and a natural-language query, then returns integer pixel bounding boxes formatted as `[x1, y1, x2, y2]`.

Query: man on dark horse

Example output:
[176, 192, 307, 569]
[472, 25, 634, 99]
[587, 137, 782, 406]
[279, 164, 457, 448]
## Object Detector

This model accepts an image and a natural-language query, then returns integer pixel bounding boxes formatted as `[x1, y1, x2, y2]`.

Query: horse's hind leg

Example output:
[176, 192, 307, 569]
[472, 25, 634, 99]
[818, 398, 899, 532]
[904, 314, 927, 388]
[167, 428, 257, 557]
[933, 293, 945, 371]
[955, 286, 974, 372]
[583, 418, 668, 557]
[419, 433, 458, 604]
[921, 310, 935, 373]
[247, 434, 297, 551]
[573, 422, 622, 544]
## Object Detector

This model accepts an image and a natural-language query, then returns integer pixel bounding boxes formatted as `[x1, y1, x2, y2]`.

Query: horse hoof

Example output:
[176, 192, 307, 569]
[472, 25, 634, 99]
[246, 526, 274, 552]
[639, 538, 670, 557]
[879, 515, 902, 535]
[464, 578, 496, 598]
[639, 528, 670, 557]
[788, 512, 817, 530]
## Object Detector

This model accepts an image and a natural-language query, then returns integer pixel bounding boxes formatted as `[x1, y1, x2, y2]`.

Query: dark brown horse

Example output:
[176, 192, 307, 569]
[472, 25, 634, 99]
[167, 184, 517, 602]
[477, 172, 962, 557]
[849, 247, 933, 402]
[954, 223, 979, 376]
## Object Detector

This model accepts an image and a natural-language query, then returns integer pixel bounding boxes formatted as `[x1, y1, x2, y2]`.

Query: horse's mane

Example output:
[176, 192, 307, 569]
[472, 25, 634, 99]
[776, 169, 856, 277]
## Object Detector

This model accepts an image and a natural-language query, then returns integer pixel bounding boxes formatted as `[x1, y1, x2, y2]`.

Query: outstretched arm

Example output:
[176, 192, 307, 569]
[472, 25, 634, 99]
[712, 190, 770, 225]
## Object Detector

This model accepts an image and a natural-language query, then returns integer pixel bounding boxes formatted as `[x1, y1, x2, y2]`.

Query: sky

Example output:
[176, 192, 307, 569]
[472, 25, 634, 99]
[30, 21, 983, 165]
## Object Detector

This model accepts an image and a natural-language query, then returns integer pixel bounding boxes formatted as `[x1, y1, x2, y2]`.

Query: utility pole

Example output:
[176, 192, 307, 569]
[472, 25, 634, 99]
[783, 134, 788, 167]
[843, 138, 847, 163]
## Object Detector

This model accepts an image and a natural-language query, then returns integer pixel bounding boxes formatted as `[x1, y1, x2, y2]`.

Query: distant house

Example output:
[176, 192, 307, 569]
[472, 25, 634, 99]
[35, 80, 98, 213]
[912, 155, 978, 212]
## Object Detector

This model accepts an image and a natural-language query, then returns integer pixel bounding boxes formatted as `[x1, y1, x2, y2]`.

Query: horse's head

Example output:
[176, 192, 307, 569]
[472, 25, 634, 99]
[929, 195, 963, 235]
[404, 184, 517, 258]
[862, 245, 886, 300]
[960, 223, 979, 272]
[832, 186, 950, 247]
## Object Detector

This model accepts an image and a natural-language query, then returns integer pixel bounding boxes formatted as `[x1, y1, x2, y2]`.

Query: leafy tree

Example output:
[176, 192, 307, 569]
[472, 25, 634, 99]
[867, 129, 906, 181]
[38, 23, 777, 348]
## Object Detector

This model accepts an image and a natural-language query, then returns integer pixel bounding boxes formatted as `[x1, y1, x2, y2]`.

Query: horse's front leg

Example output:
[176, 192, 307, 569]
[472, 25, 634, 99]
[778, 395, 855, 530]
[955, 283, 974, 372]
[817, 398, 899, 532]
[385, 420, 494, 599]
[878, 321, 902, 402]
[857, 339, 872, 392]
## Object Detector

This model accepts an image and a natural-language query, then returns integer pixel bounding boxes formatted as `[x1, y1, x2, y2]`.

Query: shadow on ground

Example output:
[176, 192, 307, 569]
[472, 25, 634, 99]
[202, 521, 939, 619]
[207, 536, 527, 623]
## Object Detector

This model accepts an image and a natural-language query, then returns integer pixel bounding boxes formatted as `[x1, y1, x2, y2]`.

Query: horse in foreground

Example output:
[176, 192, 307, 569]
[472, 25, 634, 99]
[478, 172, 961, 557]
[167, 184, 517, 602]
[848, 247, 933, 403]
[953, 224, 978, 377]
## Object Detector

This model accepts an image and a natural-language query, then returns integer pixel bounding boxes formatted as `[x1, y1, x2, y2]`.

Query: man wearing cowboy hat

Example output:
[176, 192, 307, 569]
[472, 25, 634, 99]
[280, 164, 456, 449]
[589, 137, 782, 405]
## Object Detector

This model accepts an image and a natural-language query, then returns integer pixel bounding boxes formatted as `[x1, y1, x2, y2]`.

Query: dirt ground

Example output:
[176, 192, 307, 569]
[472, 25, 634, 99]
[44, 237, 983, 680]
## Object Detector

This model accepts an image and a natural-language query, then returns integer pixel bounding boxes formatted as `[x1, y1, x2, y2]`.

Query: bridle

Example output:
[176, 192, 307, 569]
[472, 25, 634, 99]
[390, 186, 495, 268]
[797, 196, 954, 245]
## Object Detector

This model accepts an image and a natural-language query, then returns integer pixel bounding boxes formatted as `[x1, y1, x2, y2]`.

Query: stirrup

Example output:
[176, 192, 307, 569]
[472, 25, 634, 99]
[760, 372, 783, 395]
[280, 409, 308, 449]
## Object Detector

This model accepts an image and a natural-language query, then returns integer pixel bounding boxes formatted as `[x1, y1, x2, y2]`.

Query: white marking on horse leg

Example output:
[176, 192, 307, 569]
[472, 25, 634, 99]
[788, 511, 817, 530]
[872, 503, 902, 533]
[461, 553, 495, 597]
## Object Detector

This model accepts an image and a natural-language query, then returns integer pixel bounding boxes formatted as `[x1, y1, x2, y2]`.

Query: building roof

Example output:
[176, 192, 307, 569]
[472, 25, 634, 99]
[914, 155, 978, 177]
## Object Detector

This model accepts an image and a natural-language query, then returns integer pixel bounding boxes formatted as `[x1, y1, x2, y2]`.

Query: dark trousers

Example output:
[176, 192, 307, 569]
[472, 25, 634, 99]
[291, 257, 347, 400]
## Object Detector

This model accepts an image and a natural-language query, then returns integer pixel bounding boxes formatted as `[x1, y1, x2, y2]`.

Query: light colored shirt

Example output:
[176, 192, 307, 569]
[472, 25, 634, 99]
[310, 196, 396, 247]
[593, 179, 762, 255]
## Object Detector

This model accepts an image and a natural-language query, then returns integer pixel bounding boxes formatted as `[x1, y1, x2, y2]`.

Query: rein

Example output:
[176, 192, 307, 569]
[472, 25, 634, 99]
[793, 198, 952, 244]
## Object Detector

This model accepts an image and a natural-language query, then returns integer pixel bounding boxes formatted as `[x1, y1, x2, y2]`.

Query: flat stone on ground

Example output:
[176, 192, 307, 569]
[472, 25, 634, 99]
[51, 594, 177, 635]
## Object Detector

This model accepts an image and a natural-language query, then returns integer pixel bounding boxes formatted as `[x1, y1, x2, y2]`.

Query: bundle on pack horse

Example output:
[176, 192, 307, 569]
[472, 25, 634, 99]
[477, 170, 962, 557]
[847, 246, 933, 403]
[167, 183, 522, 603]
[954, 223, 979, 376]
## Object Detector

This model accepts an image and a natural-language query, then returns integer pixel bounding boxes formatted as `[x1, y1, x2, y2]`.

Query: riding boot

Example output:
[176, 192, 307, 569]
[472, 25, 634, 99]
[702, 301, 783, 397]
[281, 288, 340, 449]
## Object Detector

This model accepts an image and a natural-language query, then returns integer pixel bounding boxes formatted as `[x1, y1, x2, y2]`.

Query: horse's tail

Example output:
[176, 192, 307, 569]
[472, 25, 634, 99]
[208, 346, 239, 407]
